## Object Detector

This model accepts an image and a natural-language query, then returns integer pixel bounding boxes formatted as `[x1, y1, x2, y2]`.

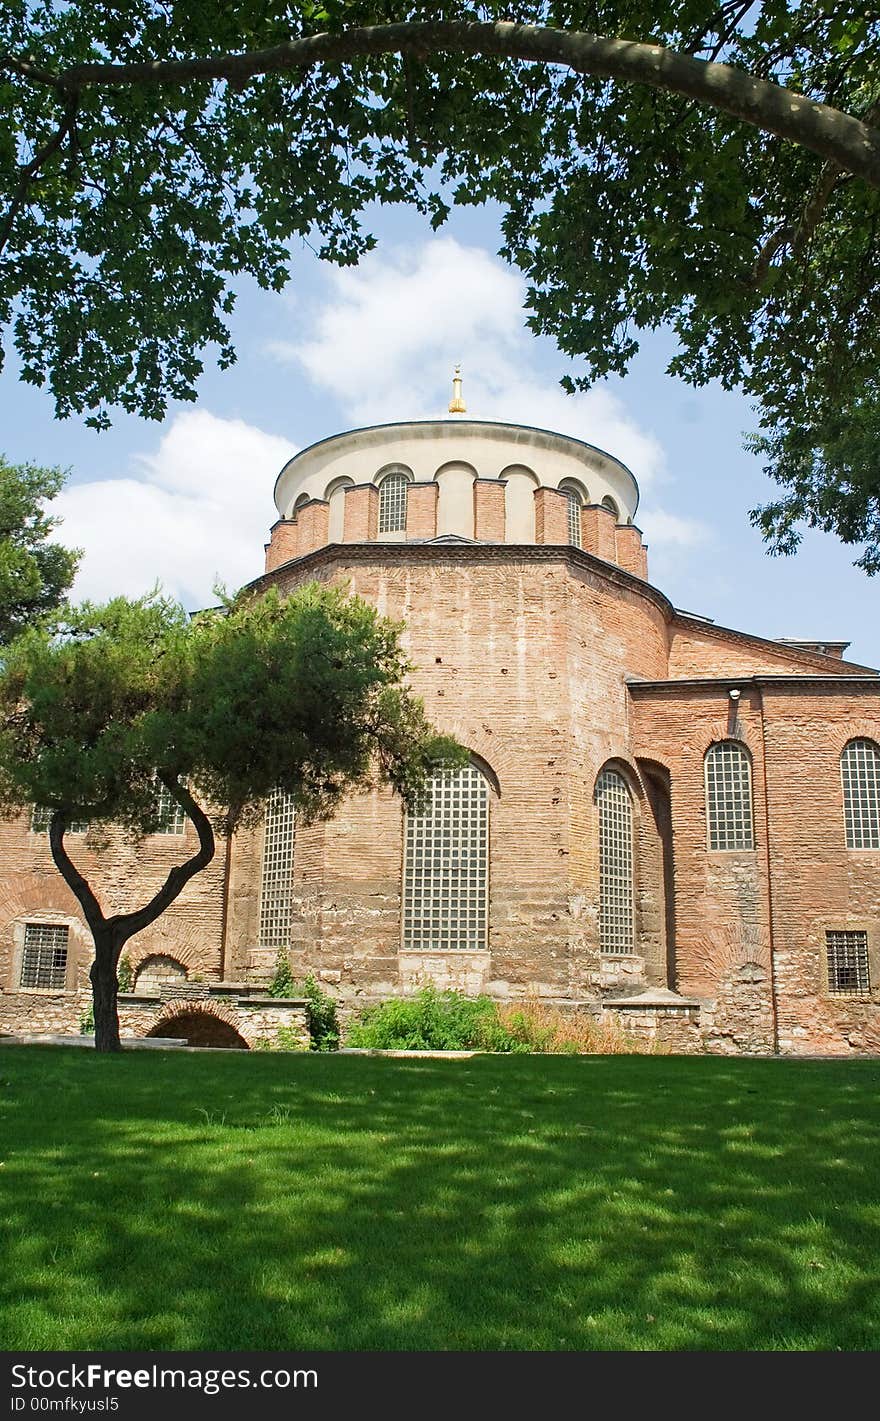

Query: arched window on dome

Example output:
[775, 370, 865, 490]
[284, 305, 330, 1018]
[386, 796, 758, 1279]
[601, 495, 620, 520]
[704, 741, 754, 850]
[402, 761, 489, 951]
[378, 468, 409, 534]
[293, 493, 310, 517]
[841, 738, 880, 849]
[596, 766, 634, 953]
[559, 480, 586, 548]
[325, 476, 354, 543]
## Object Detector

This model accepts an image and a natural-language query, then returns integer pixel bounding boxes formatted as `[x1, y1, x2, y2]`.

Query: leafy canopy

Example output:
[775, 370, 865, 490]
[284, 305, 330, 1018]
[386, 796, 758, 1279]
[0, 581, 464, 833]
[0, 456, 79, 645]
[1, 4, 879, 564]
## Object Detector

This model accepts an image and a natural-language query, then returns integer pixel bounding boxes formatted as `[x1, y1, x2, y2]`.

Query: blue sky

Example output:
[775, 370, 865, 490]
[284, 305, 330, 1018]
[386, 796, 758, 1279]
[1, 199, 877, 666]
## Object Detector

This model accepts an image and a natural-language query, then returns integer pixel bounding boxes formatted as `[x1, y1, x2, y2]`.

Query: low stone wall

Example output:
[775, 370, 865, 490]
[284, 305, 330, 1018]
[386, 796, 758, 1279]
[0, 985, 309, 1050]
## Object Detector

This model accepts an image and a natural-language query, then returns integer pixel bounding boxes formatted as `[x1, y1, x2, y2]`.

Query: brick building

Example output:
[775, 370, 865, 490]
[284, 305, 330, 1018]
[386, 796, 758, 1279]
[2, 406, 879, 1053]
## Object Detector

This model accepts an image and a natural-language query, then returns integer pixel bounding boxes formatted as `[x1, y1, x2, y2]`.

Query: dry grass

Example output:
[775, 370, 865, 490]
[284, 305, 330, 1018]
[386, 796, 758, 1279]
[495, 998, 664, 1054]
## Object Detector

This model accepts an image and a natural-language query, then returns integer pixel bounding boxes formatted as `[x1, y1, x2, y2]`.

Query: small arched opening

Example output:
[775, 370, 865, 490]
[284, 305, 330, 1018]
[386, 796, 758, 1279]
[147, 1010, 249, 1049]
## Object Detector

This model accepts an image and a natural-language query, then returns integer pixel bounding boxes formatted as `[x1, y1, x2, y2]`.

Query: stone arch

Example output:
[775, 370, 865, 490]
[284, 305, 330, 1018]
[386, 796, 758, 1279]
[144, 999, 250, 1049]
[601, 495, 620, 520]
[292, 492, 310, 516]
[636, 757, 676, 988]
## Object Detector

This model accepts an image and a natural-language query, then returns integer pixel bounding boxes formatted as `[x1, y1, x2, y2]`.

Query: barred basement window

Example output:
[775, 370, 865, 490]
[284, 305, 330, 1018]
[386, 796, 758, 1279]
[841, 738, 880, 849]
[402, 763, 489, 951]
[30, 806, 89, 835]
[705, 741, 754, 850]
[155, 783, 186, 835]
[259, 788, 296, 950]
[20, 923, 69, 989]
[597, 768, 634, 953]
[378, 470, 408, 533]
[826, 930, 870, 995]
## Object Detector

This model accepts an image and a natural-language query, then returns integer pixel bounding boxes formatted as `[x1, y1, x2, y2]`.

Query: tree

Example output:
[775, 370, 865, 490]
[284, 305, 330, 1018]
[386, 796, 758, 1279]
[0, 4, 878, 563]
[0, 582, 463, 1051]
[0, 456, 79, 644]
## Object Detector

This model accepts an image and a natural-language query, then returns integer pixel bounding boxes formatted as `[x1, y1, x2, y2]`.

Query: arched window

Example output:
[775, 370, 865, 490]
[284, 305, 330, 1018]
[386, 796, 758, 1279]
[325, 476, 354, 543]
[402, 762, 489, 951]
[601, 495, 619, 520]
[259, 788, 296, 949]
[293, 493, 310, 517]
[596, 767, 634, 953]
[841, 738, 880, 849]
[559, 480, 585, 548]
[705, 741, 753, 850]
[378, 469, 409, 534]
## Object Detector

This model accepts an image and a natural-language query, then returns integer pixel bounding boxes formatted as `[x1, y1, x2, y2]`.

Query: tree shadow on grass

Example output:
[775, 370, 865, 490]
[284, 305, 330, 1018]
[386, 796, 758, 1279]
[0, 1049, 879, 1350]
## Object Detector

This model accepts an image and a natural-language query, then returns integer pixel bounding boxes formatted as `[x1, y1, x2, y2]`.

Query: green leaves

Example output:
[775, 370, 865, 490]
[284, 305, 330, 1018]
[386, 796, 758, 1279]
[0, 580, 465, 833]
[0, 456, 79, 645]
[0, 5, 879, 563]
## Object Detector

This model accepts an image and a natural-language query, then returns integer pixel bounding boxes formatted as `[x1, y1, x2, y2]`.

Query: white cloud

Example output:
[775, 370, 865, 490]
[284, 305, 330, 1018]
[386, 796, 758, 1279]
[55, 410, 293, 607]
[270, 236, 667, 489]
[638, 508, 710, 548]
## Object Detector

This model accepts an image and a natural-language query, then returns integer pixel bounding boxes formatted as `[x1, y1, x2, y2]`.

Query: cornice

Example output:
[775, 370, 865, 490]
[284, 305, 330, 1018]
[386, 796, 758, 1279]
[247, 539, 675, 619]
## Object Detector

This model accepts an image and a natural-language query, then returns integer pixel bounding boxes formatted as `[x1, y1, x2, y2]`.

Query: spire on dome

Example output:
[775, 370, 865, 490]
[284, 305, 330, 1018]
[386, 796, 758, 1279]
[448, 364, 466, 414]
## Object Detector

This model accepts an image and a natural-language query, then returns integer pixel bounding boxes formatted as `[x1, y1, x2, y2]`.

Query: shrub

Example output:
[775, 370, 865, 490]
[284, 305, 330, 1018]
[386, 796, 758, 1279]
[345, 988, 660, 1054]
[116, 955, 133, 992]
[302, 973, 340, 1052]
[266, 949, 296, 999]
[345, 986, 528, 1052]
[79, 1002, 94, 1035]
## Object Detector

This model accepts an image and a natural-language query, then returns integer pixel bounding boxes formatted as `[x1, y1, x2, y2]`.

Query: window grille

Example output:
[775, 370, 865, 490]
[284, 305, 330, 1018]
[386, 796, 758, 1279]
[841, 739, 880, 849]
[30, 806, 89, 835]
[259, 788, 296, 949]
[378, 471, 408, 533]
[705, 741, 754, 850]
[558, 486, 582, 548]
[597, 768, 634, 953]
[155, 783, 186, 835]
[826, 930, 870, 995]
[20, 923, 69, 989]
[402, 764, 489, 951]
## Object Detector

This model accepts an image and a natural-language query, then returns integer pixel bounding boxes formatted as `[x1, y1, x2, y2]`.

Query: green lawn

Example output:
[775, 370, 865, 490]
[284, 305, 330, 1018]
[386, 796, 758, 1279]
[1, 1047, 879, 1351]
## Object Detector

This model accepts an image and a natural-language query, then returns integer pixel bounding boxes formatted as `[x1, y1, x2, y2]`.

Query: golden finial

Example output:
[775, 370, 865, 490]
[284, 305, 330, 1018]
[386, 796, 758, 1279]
[448, 364, 466, 414]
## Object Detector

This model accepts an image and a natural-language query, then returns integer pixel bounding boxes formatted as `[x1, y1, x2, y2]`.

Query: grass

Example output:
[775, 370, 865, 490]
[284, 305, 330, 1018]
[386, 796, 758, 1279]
[0, 1046, 879, 1351]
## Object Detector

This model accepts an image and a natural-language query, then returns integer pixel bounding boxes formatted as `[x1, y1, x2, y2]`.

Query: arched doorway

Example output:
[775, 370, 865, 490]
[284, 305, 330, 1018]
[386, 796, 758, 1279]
[147, 1010, 249, 1049]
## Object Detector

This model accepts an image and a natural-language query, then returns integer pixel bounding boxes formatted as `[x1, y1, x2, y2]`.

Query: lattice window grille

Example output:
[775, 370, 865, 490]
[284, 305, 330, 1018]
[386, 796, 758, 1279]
[378, 472, 409, 533]
[564, 491, 582, 548]
[155, 783, 186, 835]
[20, 923, 69, 989]
[841, 739, 880, 849]
[259, 788, 296, 950]
[826, 930, 871, 996]
[402, 764, 489, 951]
[597, 768, 634, 953]
[30, 805, 89, 835]
[705, 742, 754, 850]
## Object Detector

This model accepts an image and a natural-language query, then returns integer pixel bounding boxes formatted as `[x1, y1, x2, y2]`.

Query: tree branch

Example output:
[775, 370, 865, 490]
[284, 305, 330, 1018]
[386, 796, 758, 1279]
[3, 22, 877, 189]
[0, 92, 78, 258]
[48, 809, 106, 941]
[110, 776, 215, 942]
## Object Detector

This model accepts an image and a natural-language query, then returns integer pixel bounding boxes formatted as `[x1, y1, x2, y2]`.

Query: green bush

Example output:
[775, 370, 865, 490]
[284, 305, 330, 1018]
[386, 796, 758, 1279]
[302, 973, 340, 1052]
[116, 955, 133, 992]
[266, 949, 296, 999]
[79, 1002, 94, 1035]
[345, 986, 530, 1052]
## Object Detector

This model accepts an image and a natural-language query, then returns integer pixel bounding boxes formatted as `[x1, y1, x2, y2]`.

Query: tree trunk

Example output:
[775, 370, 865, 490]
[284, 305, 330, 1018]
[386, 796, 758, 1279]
[91, 941, 121, 1053]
